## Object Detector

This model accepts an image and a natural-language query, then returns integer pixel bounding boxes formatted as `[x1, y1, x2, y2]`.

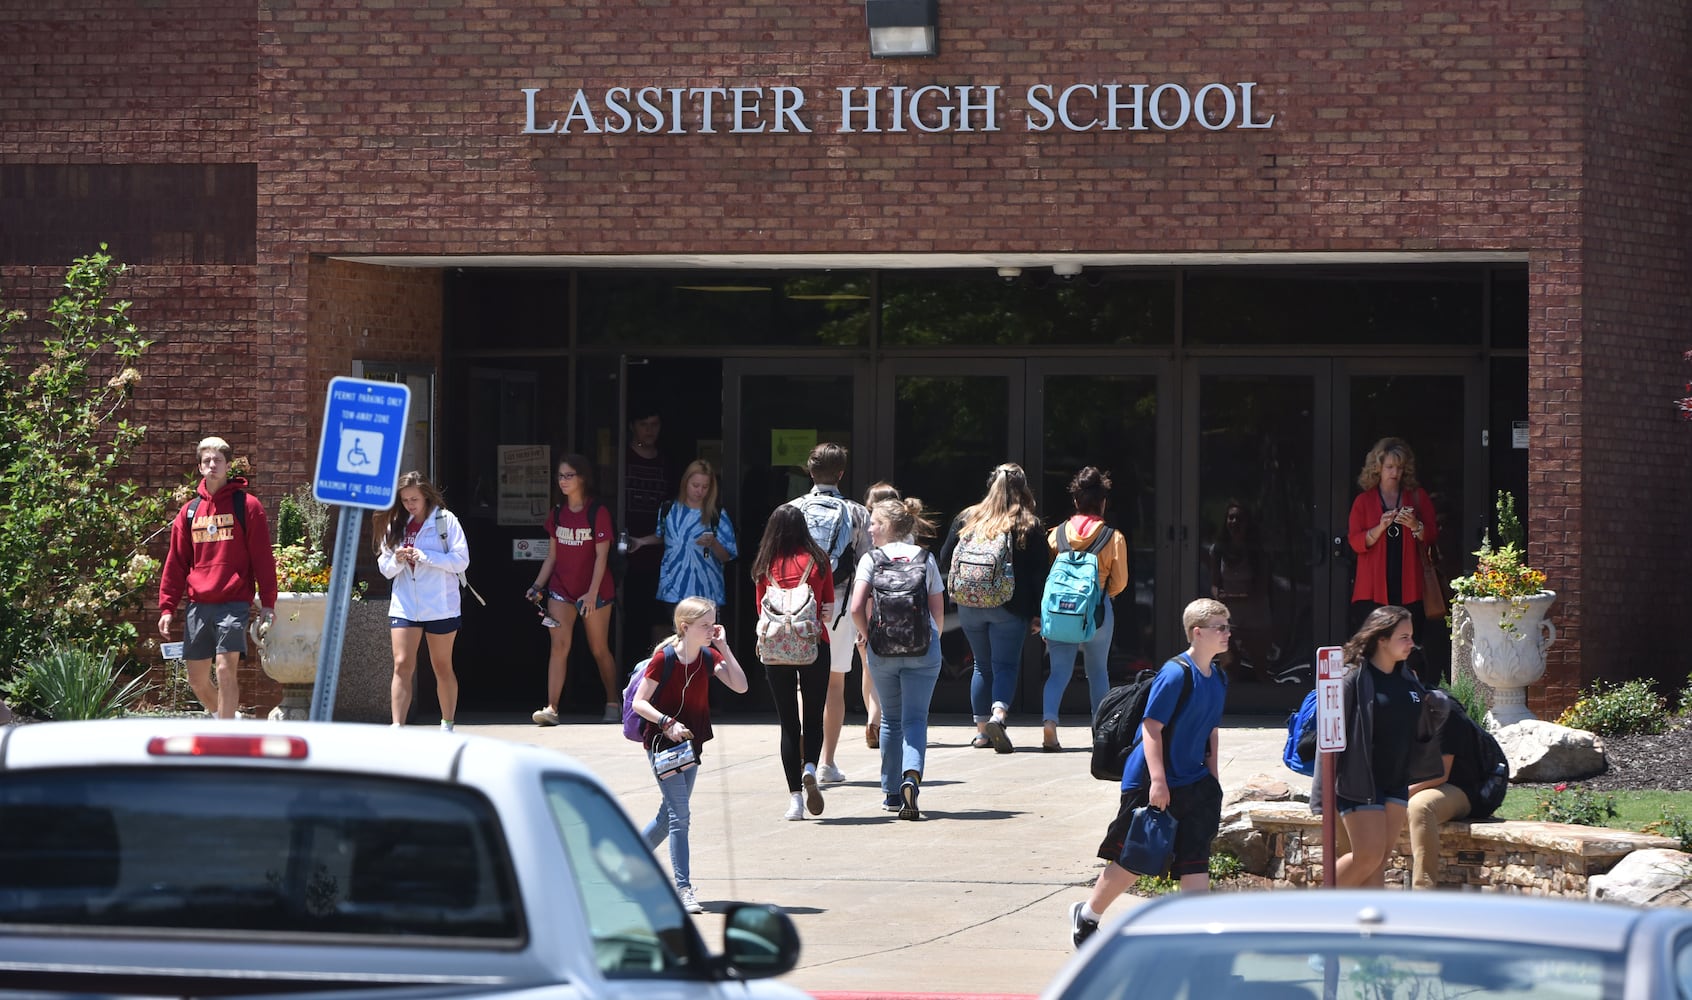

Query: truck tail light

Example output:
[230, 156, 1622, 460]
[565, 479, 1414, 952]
[147, 734, 309, 760]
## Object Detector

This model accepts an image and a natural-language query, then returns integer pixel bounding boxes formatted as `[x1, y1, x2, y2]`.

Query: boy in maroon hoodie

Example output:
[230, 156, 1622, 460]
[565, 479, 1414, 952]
[158, 436, 279, 718]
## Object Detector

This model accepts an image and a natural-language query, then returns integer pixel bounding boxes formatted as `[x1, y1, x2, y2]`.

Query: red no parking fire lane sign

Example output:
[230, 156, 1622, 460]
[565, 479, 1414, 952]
[1316, 645, 1346, 752]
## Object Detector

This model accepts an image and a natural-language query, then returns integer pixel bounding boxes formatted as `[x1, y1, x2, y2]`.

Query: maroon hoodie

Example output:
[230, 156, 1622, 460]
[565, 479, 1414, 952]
[158, 476, 278, 614]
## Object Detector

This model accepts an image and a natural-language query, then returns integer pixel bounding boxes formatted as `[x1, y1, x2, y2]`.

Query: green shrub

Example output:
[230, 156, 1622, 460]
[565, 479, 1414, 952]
[1442, 673, 1489, 726]
[1209, 850, 1244, 882]
[1133, 873, 1176, 895]
[274, 495, 306, 550]
[1645, 808, 1692, 852]
[0, 247, 169, 675]
[1555, 679, 1667, 736]
[1678, 675, 1692, 717]
[6, 645, 151, 721]
[1529, 784, 1619, 827]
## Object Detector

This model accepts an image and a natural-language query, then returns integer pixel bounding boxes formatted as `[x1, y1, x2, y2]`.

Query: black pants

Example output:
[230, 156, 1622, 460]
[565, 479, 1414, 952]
[764, 652, 829, 792]
[1349, 600, 1436, 685]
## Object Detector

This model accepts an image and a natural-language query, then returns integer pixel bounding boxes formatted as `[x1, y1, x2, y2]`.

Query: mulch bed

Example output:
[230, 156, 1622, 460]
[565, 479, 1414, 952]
[1513, 718, 1692, 793]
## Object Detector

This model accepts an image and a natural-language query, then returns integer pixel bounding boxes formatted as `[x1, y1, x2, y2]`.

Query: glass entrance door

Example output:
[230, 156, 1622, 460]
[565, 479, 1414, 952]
[1026, 361, 1172, 713]
[722, 358, 871, 711]
[1184, 361, 1333, 713]
[877, 360, 1021, 714]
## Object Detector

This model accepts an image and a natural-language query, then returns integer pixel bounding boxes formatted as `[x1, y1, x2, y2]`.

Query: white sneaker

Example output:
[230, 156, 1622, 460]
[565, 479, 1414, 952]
[784, 792, 805, 821]
[439, 720, 454, 732]
[817, 762, 846, 784]
[678, 885, 704, 914]
[532, 706, 560, 727]
[802, 768, 825, 816]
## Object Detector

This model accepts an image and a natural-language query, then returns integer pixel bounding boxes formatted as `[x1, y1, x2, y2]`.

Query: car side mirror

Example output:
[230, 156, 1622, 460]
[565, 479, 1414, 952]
[716, 903, 801, 980]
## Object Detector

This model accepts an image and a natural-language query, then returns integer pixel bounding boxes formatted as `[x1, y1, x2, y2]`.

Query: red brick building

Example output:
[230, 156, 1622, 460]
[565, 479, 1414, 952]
[3, 1, 1688, 718]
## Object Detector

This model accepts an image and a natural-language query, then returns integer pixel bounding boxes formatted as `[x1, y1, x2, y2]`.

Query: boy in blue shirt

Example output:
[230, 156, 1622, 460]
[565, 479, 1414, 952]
[1070, 598, 1231, 948]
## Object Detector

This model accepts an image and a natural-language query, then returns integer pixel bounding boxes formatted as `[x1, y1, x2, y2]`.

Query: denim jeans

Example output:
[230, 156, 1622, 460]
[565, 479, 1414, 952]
[958, 604, 1029, 720]
[642, 756, 699, 888]
[867, 625, 942, 796]
[1041, 600, 1115, 723]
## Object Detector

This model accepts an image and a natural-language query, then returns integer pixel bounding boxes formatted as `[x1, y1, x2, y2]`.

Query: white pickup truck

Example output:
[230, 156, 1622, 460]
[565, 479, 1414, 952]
[0, 719, 806, 1000]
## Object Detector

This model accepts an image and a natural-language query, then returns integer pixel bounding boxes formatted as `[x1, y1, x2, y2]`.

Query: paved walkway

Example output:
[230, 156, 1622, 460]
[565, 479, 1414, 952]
[461, 712, 1300, 996]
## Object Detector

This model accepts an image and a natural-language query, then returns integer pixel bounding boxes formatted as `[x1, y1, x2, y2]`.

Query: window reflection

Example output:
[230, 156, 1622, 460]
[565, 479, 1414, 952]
[880, 270, 1174, 347]
[578, 271, 871, 347]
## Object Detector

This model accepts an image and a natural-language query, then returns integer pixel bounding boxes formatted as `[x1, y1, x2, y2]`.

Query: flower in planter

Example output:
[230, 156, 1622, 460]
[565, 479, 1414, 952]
[1449, 491, 1548, 631]
[272, 486, 333, 595]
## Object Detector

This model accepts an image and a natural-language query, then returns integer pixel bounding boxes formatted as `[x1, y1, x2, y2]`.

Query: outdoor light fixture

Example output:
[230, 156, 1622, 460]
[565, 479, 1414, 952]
[865, 0, 938, 57]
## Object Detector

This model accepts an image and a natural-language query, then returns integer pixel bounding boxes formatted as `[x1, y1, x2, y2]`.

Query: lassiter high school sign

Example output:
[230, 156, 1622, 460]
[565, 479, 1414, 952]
[521, 82, 1275, 136]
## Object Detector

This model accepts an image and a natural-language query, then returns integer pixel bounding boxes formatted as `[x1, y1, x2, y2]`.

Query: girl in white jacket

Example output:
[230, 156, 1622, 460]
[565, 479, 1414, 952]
[376, 472, 471, 730]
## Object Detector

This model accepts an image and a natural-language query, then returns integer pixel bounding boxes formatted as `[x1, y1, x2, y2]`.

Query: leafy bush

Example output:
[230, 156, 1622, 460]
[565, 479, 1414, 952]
[1209, 849, 1244, 882]
[1678, 675, 1692, 717]
[1450, 492, 1544, 603]
[1530, 783, 1619, 827]
[1442, 672, 1489, 727]
[0, 247, 169, 674]
[5, 645, 151, 721]
[1556, 679, 1667, 736]
[1645, 808, 1692, 852]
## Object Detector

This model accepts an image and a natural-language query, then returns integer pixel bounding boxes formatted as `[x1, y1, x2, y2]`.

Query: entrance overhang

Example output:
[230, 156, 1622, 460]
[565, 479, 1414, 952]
[329, 250, 1530, 269]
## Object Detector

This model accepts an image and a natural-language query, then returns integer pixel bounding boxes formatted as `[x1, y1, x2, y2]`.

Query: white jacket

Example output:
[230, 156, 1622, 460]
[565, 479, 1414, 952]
[378, 507, 471, 623]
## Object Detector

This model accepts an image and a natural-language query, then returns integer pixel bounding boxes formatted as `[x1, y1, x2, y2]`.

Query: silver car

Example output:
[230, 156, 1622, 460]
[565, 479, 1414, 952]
[1044, 889, 1692, 1000]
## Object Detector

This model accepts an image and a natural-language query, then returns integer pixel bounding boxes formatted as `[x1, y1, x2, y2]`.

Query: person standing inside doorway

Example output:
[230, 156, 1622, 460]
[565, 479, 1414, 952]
[1347, 437, 1439, 684]
[375, 471, 469, 731]
[157, 436, 278, 719]
[787, 443, 872, 784]
[528, 454, 620, 726]
[622, 404, 669, 649]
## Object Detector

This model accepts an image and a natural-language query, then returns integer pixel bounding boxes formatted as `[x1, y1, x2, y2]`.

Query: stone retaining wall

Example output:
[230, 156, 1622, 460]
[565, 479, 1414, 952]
[1224, 802, 1679, 896]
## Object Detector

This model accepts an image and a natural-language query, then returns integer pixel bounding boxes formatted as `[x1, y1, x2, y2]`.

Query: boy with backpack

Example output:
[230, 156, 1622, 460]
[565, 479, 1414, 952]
[786, 443, 872, 783]
[157, 436, 278, 720]
[1069, 598, 1231, 949]
[1407, 689, 1511, 889]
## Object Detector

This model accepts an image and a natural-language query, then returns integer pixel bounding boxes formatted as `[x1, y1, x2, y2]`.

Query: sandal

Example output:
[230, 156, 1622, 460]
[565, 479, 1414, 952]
[866, 722, 880, 750]
[971, 734, 993, 749]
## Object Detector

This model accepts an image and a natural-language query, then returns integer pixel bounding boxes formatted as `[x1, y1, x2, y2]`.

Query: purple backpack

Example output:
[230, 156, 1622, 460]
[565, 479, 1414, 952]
[620, 646, 681, 743]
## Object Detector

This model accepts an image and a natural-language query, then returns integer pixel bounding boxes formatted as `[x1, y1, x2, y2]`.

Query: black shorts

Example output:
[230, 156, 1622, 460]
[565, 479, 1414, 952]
[1097, 773, 1224, 878]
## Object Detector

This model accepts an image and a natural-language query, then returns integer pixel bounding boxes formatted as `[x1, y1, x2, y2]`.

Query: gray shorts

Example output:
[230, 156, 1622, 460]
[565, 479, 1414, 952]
[184, 601, 250, 660]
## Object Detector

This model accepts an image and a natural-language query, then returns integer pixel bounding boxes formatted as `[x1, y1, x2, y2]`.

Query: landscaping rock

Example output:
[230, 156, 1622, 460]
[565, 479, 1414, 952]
[1215, 805, 1275, 874]
[1588, 849, 1692, 908]
[1223, 772, 1302, 806]
[1497, 720, 1607, 782]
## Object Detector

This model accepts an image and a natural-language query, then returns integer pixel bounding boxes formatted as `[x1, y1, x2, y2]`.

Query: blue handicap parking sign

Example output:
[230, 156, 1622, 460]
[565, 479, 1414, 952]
[314, 376, 411, 509]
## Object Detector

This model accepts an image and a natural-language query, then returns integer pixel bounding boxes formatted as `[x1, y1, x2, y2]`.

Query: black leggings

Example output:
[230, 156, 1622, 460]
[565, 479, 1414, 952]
[764, 652, 829, 792]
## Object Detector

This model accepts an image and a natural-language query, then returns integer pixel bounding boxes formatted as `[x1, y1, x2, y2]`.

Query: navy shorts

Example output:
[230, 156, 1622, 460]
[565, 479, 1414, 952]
[1097, 773, 1224, 878]
[389, 616, 460, 635]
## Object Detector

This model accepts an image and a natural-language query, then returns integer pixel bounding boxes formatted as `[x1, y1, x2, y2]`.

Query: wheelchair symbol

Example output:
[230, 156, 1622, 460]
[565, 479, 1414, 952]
[336, 428, 385, 476]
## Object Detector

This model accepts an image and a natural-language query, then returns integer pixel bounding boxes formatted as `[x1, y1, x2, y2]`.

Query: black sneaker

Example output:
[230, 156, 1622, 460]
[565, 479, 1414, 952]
[1070, 902, 1099, 949]
[881, 793, 901, 812]
[898, 777, 920, 820]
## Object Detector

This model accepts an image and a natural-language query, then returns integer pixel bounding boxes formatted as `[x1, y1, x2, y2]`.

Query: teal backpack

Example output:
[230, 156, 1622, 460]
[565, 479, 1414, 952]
[1040, 526, 1114, 644]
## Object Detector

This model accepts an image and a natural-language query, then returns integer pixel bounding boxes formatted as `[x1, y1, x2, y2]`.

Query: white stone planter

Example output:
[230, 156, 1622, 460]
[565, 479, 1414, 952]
[259, 591, 328, 720]
[1459, 591, 1556, 728]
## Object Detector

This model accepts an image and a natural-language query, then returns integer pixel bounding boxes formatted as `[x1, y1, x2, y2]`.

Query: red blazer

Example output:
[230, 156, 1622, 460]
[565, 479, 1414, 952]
[1347, 486, 1439, 605]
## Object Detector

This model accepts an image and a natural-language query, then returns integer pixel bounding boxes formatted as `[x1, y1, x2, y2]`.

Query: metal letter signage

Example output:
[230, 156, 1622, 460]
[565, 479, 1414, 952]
[314, 376, 411, 511]
[1316, 645, 1347, 753]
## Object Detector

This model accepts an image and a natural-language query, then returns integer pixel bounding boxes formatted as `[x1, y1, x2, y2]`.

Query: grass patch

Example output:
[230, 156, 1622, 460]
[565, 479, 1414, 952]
[1494, 789, 1692, 832]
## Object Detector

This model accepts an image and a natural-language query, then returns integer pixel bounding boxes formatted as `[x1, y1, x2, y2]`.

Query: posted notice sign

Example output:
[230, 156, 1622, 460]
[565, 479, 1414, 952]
[314, 376, 411, 510]
[1316, 645, 1347, 752]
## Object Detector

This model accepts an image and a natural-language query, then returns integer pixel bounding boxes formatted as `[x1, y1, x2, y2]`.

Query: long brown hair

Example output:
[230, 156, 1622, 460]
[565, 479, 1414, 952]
[750, 504, 828, 581]
[1343, 604, 1413, 668]
[373, 471, 444, 554]
[958, 463, 1041, 545]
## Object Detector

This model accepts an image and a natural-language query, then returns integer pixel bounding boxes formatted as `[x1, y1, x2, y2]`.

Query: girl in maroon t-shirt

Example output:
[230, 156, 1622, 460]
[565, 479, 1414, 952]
[527, 454, 620, 727]
[750, 505, 836, 821]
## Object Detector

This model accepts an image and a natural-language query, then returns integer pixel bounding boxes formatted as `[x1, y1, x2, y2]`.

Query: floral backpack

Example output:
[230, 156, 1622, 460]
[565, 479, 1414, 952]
[948, 530, 1014, 609]
[755, 556, 821, 665]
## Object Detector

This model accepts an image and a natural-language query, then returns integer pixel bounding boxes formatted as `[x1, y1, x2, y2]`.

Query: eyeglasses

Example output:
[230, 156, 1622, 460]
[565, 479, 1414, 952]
[557, 471, 578, 480]
[1204, 623, 1233, 633]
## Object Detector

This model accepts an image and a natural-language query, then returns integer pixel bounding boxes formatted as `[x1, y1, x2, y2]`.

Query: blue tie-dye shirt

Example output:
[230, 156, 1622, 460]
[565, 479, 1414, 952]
[656, 502, 738, 604]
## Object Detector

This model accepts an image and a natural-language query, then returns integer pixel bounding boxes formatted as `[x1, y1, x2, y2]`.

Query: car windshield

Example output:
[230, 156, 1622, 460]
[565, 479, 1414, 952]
[1060, 932, 1620, 1000]
[541, 774, 702, 979]
[0, 767, 523, 943]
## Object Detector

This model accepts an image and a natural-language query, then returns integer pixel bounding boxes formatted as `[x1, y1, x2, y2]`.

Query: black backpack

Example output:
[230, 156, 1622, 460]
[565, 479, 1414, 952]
[1458, 704, 1511, 819]
[1090, 657, 1194, 782]
[867, 550, 931, 657]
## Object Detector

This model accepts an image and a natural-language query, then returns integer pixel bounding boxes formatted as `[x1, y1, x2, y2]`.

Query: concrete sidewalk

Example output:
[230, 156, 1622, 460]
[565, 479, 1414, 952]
[461, 711, 1300, 996]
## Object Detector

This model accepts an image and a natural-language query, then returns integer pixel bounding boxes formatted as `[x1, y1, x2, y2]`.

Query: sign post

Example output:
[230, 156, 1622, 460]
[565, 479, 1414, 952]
[1315, 644, 1347, 888]
[310, 376, 411, 722]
